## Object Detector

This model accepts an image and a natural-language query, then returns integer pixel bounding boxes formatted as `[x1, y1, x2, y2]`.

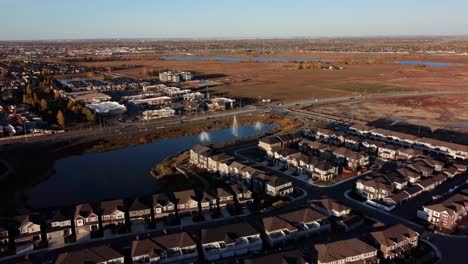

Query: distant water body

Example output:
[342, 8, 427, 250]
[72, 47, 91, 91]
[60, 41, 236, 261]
[24, 123, 276, 209]
[396, 60, 466, 67]
[160, 56, 331, 63]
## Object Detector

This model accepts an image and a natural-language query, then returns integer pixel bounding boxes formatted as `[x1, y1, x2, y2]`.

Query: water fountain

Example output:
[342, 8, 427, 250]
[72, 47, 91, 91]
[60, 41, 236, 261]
[199, 131, 210, 142]
[254, 121, 263, 132]
[232, 116, 239, 137]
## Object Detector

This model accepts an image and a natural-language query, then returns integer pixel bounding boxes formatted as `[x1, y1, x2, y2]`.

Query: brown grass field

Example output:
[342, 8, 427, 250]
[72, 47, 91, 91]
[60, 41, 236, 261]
[76, 52, 468, 103]
[305, 94, 468, 130]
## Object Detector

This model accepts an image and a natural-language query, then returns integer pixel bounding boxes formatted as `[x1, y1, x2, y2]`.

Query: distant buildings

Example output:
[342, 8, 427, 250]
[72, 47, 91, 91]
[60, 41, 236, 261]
[65, 90, 111, 103]
[159, 71, 192, 83]
[141, 108, 175, 120]
[87, 102, 127, 116]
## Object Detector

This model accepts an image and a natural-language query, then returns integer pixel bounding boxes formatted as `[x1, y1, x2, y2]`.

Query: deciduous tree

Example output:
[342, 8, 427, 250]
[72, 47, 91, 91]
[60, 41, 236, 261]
[56, 110, 65, 128]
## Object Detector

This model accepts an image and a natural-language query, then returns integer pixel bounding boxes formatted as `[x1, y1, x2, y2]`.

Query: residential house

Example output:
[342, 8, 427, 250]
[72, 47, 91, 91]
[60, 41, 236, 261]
[215, 187, 234, 209]
[56, 245, 124, 264]
[310, 198, 351, 217]
[343, 135, 361, 151]
[74, 203, 99, 234]
[349, 124, 375, 137]
[189, 144, 213, 169]
[314, 238, 379, 264]
[417, 193, 468, 229]
[228, 161, 247, 179]
[100, 200, 126, 227]
[15, 214, 41, 243]
[131, 239, 161, 263]
[416, 178, 437, 191]
[218, 159, 235, 177]
[361, 139, 386, 155]
[252, 173, 274, 193]
[208, 153, 234, 173]
[356, 175, 393, 200]
[46, 210, 72, 240]
[151, 232, 198, 263]
[395, 167, 422, 184]
[273, 147, 301, 167]
[297, 138, 316, 153]
[302, 140, 329, 156]
[259, 136, 282, 154]
[385, 172, 409, 190]
[239, 166, 262, 184]
[200, 191, 217, 213]
[316, 128, 343, 144]
[403, 185, 424, 199]
[278, 208, 329, 238]
[262, 215, 298, 246]
[371, 224, 419, 259]
[384, 191, 410, 206]
[287, 152, 321, 174]
[153, 193, 176, 219]
[230, 183, 253, 207]
[332, 147, 369, 168]
[397, 148, 424, 160]
[377, 144, 401, 161]
[313, 161, 339, 181]
[174, 190, 199, 216]
[128, 198, 152, 223]
[265, 176, 294, 197]
[407, 159, 435, 176]
[201, 222, 262, 261]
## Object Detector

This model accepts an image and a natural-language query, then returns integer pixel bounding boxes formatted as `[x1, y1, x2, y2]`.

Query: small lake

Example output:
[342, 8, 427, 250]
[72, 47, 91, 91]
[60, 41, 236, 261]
[160, 56, 331, 63]
[449, 124, 468, 128]
[24, 123, 276, 209]
[396, 60, 466, 67]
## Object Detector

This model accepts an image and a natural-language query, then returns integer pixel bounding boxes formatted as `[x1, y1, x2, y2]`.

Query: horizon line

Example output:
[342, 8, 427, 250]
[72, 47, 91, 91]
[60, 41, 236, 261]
[2, 34, 468, 43]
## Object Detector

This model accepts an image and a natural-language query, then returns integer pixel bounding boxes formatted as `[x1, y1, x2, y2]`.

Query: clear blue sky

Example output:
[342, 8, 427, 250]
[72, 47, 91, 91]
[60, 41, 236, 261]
[2, 0, 468, 40]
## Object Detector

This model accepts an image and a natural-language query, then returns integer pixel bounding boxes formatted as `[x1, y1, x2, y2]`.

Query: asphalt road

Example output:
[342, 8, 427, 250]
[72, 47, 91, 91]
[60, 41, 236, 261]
[2, 89, 466, 146]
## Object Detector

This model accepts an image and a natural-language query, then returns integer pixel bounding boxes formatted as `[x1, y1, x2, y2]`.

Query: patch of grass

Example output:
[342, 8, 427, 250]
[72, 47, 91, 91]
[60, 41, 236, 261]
[325, 82, 408, 94]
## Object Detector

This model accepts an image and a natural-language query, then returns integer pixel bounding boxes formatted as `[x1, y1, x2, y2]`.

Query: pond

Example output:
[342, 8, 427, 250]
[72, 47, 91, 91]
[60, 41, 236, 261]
[160, 56, 331, 63]
[396, 60, 466, 67]
[24, 123, 276, 209]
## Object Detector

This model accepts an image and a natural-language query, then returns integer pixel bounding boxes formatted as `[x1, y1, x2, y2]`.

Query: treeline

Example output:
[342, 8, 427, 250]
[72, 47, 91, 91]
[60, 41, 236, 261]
[21, 79, 95, 129]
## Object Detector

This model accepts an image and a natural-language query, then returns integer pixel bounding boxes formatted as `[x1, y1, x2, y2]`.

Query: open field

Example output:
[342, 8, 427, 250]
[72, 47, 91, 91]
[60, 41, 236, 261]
[75, 54, 468, 102]
[304, 93, 468, 130]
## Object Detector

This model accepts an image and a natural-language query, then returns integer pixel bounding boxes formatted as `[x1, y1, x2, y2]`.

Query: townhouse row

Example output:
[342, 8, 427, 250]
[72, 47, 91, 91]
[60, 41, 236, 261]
[242, 223, 420, 264]
[190, 144, 294, 197]
[356, 156, 467, 207]
[349, 124, 468, 160]
[0, 185, 253, 247]
[314, 223, 420, 264]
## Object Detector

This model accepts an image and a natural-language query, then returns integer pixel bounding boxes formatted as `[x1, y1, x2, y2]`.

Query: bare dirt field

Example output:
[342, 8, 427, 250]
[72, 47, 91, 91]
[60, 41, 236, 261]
[306, 93, 468, 130]
[76, 53, 468, 102]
